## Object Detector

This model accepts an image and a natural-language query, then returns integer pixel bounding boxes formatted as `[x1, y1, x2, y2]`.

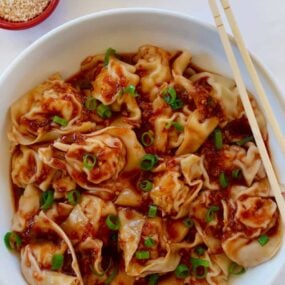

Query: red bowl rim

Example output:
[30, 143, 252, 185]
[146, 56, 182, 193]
[0, 0, 60, 30]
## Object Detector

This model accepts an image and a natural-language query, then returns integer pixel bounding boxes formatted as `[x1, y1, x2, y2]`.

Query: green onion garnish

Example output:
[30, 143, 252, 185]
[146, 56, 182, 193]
[85, 96, 97, 111]
[190, 257, 209, 279]
[51, 254, 64, 270]
[195, 246, 206, 256]
[96, 103, 112, 119]
[205, 206, 219, 223]
[104, 265, 119, 285]
[214, 128, 223, 150]
[228, 262, 246, 275]
[219, 171, 228, 188]
[122, 85, 138, 97]
[163, 87, 184, 110]
[83, 154, 97, 171]
[235, 136, 254, 146]
[175, 264, 190, 279]
[141, 131, 154, 147]
[140, 154, 158, 171]
[165, 121, 184, 132]
[104, 47, 116, 66]
[106, 214, 120, 231]
[183, 218, 194, 228]
[148, 274, 159, 285]
[135, 250, 150, 260]
[232, 168, 241, 179]
[258, 234, 269, 246]
[52, 115, 68, 127]
[148, 205, 158, 218]
[144, 237, 155, 247]
[40, 190, 54, 210]
[139, 180, 153, 192]
[67, 190, 81, 205]
[4, 232, 22, 251]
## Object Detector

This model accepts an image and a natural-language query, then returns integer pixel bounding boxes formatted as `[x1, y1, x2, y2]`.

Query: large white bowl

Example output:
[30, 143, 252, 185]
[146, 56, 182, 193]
[0, 8, 284, 285]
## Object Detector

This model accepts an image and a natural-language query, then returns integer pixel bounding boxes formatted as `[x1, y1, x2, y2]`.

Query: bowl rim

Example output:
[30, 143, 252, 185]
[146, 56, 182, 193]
[0, 7, 284, 283]
[0, 0, 60, 30]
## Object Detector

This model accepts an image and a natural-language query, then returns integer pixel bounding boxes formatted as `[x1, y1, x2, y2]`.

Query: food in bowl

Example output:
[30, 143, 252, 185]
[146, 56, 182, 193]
[5, 45, 281, 284]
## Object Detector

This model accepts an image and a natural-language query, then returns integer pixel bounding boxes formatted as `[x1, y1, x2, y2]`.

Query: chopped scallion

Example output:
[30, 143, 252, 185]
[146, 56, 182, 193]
[228, 262, 246, 275]
[4, 232, 22, 251]
[106, 214, 120, 231]
[175, 264, 190, 279]
[219, 171, 228, 188]
[51, 254, 64, 270]
[135, 250, 150, 260]
[148, 205, 157, 218]
[104, 48, 116, 66]
[214, 128, 223, 150]
[144, 237, 155, 247]
[258, 234, 269, 246]
[139, 180, 153, 192]
[140, 154, 158, 171]
[235, 136, 254, 146]
[83, 154, 97, 171]
[205, 206, 220, 223]
[85, 96, 97, 111]
[40, 190, 54, 210]
[67, 190, 81, 205]
[52, 115, 68, 127]
[141, 131, 154, 147]
[96, 103, 112, 119]
[183, 218, 194, 228]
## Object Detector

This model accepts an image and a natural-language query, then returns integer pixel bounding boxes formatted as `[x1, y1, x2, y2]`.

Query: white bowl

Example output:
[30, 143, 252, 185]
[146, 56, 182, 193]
[0, 8, 284, 285]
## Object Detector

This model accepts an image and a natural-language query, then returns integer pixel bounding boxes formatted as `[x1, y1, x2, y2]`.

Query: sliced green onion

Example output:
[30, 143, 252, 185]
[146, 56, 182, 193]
[51, 254, 64, 270]
[232, 168, 241, 179]
[144, 237, 155, 247]
[258, 234, 269, 246]
[4, 232, 22, 251]
[83, 154, 97, 171]
[104, 48, 116, 66]
[170, 98, 184, 110]
[235, 136, 254, 146]
[135, 250, 150, 260]
[214, 128, 223, 150]
[205, 206, 220, 223]
[67, 190, 81, 205]
[148, 205, 158, 218]
[183, 218, 194, 228]
[139, 180, 153, 192]
[85, 96, 97, 111]
[228, 262, 246, 275]
[104, 265, 119, 285]
[122, 85, 138, 97]
[106, 214, 120, 231]
[141, 131, 154, 147]
[219, 171, 228, 188]
[148, 273, 159, 285]
[96, 103, 112, 119]
[165, 121, 184, 132]
[175, 264, 190, 279]
[163, 87, 177, 104]
[190, 257, 209, 279]
[140, 154, 158, 171]
[195, 246, 206, 256]
[40, 190, 54, 210]
[52, 115, 68, 127]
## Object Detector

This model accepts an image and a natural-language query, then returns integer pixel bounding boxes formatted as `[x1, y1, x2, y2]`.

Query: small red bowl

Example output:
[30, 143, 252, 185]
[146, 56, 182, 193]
[0, 0, 60, 30]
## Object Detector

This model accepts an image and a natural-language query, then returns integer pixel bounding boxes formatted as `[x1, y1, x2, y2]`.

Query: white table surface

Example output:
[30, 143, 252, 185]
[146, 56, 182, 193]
[0, 0, 285, 283]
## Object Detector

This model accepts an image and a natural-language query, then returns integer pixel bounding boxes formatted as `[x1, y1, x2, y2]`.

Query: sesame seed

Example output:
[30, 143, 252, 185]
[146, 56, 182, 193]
[0, 0, 51, 22]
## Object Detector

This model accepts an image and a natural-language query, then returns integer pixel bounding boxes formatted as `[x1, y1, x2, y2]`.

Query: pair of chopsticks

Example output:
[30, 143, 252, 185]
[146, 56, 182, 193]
[208, 0, 285, 223]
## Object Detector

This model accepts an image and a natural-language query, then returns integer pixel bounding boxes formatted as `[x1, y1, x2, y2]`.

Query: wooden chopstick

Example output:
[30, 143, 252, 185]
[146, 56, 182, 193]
[208, 0, 285, 223]
[220, 0, 285, 156]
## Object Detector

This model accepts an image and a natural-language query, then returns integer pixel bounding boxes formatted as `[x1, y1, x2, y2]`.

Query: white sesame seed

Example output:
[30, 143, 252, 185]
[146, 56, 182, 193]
[0, 0, 51, 22]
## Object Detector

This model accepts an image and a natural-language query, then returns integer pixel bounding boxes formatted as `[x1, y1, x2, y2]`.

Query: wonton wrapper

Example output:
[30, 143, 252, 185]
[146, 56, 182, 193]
[9, 74, 94, 145]
[21, 212, 83, 285]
